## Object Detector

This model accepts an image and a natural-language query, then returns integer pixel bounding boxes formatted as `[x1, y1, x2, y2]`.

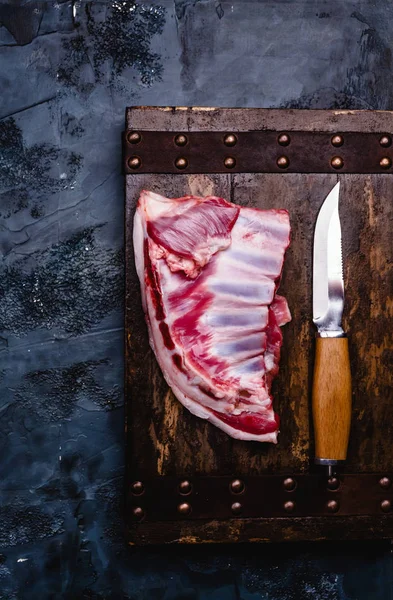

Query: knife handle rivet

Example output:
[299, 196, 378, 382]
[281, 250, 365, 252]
[128, 156, 141, 169]
[331, 156, 344, 170]
[224, 156, 236, 168]
[380, 157, 392, 169]
[283, 477, 297, 491]
[326, 500, 339, 513]
[379, 477, 392, 490]
[331, 134, 344, 147]
[284, 500, 295, 513]
[231, 502, 242, 515]
[277, 155, 289, 169]
[174, 134, 188, 146]
[381, 500, 392, 513]
[179, 480, 192, 495]
[127, 131, 142, 144]
[379, 135, 392, 147]
[327, 477, 340, 491]
[230, 479, 245, 494]
[278, 133, 291, 146]
[131, 481, 145, 495]
[224, 133, 237, 146]
[175, 157, 188, 169]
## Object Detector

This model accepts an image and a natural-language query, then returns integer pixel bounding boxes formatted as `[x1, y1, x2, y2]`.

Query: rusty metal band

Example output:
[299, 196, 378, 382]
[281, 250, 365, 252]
[123, 130, 393, 174]
[129, 474, 393, 522]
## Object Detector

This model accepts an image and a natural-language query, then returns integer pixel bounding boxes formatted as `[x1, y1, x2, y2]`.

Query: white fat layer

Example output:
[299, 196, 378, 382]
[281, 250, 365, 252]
[170, 379, 278, 444]
[133, 210, 147, 311]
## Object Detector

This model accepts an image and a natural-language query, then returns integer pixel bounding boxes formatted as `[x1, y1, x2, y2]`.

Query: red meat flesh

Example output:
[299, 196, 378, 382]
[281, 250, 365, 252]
[134, 190, 291, 443]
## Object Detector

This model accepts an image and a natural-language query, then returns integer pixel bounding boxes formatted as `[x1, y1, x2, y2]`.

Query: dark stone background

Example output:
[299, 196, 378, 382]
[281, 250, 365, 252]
[0, 1, 392, 598]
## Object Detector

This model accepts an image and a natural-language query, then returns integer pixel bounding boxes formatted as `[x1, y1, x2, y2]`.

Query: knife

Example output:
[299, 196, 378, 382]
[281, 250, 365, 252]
[312, 181, 352, 476]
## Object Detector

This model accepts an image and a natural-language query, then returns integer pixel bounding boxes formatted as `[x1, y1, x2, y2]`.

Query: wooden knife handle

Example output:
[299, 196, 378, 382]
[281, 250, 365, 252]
[312, 337, 352, 462]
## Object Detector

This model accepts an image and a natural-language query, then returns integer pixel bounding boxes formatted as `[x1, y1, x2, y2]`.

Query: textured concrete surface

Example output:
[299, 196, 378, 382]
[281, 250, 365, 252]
[0, 1, 392, 598]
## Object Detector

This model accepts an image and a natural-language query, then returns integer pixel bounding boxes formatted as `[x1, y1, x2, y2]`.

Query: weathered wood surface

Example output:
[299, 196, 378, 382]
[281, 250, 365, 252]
[128, 515, 393, 546]
[125, 108, 393, 542]
[126, 106, 393, 133]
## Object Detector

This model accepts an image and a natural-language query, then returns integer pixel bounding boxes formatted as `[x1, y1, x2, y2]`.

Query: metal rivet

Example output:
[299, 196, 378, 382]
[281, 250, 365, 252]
[380, 157, 392, 169]
[331, 156, 344, 169]
[175, 134, 188, 146]
[224, 134, 237, 147]
[278, 133, 291, 146]
[277, 156, 289, 169]
[127, 131, 141, 144]
[131, 481, 144, 496]
[224, 156, 236, 169]
[179, 480, 192, 495]
[283, 477, 297, 492]
[331, 134, 344, 147]
[132, 507, 144, 520]
[178, 502, 191, 516]
[128, 156, 141, 169]
[175, 157, 188, 170]
[284, 501, 295, 513]
[231, 502, 242, 515]
[230, 479, 245, 494]
[381, 500, 392, 513]
[327, 500, 339, 513]
[380, 135, 392, 147]
[379, 477, 392, 490]
[327, 477, 340, 491]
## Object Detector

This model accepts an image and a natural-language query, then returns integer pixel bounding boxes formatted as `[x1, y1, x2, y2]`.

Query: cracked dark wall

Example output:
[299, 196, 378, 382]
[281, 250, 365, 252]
[0, 1, 392, 599]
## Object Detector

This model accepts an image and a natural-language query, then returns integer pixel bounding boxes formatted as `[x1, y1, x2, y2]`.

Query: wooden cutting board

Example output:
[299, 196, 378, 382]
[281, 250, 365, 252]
[125, 107, 393, 545]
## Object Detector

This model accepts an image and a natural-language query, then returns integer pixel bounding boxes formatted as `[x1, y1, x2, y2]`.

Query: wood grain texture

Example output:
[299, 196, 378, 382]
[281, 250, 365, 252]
[126, 106, 393, 133]
[125, 108, 393, 542]
[312, 338, 352, 461]
[128, 515, 393, 545]
[341, 175, 393, 472]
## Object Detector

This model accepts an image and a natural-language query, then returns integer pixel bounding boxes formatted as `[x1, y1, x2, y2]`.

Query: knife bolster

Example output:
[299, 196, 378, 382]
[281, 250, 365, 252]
[312, 336, 352, 462]
[316, 330, 346, 338]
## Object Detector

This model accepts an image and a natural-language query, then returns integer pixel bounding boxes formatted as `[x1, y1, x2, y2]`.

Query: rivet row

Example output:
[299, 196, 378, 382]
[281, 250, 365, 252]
[131, 500, 345, 520]
[127, 132, 393, 150]
[128, 154, 392, 171]
[131, 476, 392, 520]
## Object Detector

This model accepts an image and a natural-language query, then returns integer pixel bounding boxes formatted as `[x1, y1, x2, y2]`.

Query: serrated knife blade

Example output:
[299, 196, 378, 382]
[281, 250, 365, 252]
[313, 181, 344, 336]
[311, 180, 352, 473]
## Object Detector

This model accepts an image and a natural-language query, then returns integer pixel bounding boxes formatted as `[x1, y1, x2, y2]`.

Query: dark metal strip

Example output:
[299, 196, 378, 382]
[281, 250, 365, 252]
[123, 130, 393, 174]
[129, 474, 393, 522]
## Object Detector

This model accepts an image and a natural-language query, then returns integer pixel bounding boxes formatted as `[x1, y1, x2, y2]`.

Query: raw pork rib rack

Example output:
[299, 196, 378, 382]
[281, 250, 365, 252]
[134, 190, 291, 443]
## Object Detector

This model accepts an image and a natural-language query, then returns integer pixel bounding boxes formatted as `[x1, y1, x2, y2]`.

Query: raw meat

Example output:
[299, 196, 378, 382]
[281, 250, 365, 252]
[134, 190, 291, 443]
